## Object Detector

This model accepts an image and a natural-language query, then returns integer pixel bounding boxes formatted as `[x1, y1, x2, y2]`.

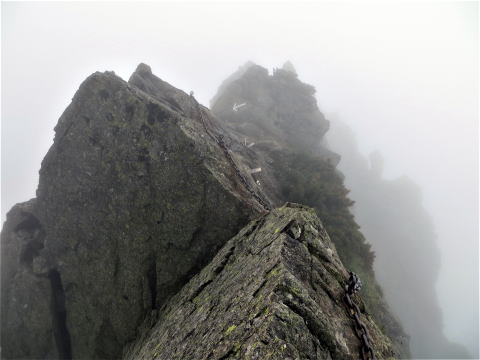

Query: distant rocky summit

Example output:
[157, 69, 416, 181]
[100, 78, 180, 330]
[211, 63, 332, 158]
[327, 121, 471, 359]
[2, 63, 404, 359]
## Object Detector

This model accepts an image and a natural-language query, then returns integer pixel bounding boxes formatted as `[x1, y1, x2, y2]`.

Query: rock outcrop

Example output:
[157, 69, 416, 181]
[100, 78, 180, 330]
[124, 203, 395, 360]
[1, 65, 269, 359]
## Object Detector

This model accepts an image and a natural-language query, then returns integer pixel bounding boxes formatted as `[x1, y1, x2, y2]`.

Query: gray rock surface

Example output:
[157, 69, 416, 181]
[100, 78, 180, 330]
[1, 65, 268, 359]
[124, 203, 396, 360]
[211, 64, 332, 156]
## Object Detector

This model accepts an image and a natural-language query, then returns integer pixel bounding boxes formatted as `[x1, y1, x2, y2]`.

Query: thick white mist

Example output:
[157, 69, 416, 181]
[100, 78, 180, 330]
[2, 2, 478, 357]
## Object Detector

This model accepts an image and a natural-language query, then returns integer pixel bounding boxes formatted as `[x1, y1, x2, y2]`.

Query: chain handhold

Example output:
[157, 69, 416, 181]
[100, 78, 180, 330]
[346, 271, 362, 295]
[343, 271, 376, 360]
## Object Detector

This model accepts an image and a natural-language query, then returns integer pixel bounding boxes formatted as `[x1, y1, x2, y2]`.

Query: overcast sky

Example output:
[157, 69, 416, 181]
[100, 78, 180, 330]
[2, 1, 478, 357]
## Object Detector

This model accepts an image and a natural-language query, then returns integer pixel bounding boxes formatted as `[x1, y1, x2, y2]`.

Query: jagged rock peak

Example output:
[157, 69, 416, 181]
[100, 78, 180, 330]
[210, 62, 333, 158]
[124, 203, 396, 360]
[1, 64, 269, 359]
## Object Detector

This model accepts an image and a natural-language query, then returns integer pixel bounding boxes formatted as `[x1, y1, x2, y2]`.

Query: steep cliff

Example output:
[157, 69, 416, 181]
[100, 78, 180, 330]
[1, 65, 269, 359]
[124, 203, 395, 360]
[211, 62, 409, 357]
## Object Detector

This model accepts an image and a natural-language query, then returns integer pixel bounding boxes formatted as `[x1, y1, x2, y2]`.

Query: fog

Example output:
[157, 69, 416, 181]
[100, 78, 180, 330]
[325, 119, 473, 358]
[2, 2, 478, 358]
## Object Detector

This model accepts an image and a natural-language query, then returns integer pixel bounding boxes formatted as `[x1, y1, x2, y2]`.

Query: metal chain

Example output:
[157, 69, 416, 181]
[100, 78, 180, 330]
[193, 99, 374, 359]
[191, 98, 271, 212]
[344, 272, 376, 360]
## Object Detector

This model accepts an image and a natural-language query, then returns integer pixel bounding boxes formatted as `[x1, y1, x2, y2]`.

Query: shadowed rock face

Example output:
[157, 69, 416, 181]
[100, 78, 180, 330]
[1, 65, 268, 359]
[1, 200, 58, 358]
[123, 203, 396, 360]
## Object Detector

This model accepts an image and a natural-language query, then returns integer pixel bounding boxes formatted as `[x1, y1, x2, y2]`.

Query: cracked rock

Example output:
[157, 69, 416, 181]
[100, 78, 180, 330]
[123, 203, 396, 360]
[1, 65, 269, 359]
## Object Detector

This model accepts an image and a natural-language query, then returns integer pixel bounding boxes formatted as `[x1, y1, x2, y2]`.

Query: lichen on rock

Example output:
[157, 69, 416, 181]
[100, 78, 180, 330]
[123, 203, 396, 360]
[1, 65, 269, 359]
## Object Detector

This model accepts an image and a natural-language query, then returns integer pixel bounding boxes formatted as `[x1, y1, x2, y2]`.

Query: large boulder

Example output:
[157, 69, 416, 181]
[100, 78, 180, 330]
[124, 203, 396, 360]
[1, 65, 269, 359]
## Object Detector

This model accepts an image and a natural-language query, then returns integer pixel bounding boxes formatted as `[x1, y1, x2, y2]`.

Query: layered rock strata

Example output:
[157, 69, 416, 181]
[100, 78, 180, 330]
[124, 204, 395, 360]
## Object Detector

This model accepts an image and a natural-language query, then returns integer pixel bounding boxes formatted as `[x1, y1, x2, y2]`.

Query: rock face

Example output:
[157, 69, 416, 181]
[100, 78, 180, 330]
[1, 64, 269, 359]
[124, 203, 395, 360]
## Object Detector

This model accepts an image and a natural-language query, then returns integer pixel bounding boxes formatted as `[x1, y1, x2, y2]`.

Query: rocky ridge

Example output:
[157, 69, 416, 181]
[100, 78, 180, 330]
[1, 64, 268, 359]
[2, 63, 399, 359]
[124, 204, 395, 360]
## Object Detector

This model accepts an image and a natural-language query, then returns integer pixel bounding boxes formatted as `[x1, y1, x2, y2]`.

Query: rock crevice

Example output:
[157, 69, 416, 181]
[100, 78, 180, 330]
[48, 269, 72, 360]
[1, 66, 267, 359]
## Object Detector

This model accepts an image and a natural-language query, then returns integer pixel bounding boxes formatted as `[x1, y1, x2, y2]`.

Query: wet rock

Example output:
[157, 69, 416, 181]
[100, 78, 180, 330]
[1, 66, 268, 359]
[211, 62, 409, 357]
[124, 203, 396, 360]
